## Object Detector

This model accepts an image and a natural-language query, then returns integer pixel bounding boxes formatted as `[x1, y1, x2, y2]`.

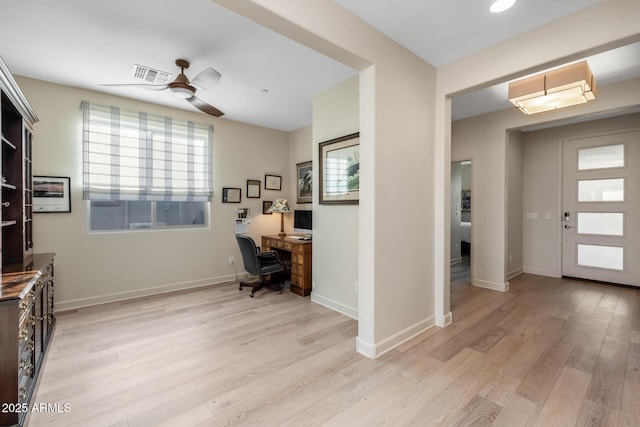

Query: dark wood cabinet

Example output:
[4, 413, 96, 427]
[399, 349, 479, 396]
[0, 254, 55, 427]
[0, 56, 53, 427]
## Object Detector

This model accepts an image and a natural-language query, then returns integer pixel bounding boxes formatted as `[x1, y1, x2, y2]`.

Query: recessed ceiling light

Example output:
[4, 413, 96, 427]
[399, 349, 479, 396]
[490, 0, 515, 13]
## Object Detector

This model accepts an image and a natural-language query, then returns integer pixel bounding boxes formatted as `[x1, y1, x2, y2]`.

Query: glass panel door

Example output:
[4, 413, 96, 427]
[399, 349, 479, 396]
[562, 131, 639, 287]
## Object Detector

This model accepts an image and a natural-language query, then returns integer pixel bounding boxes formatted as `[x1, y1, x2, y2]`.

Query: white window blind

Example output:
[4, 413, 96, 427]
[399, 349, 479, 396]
[82, 101, 213, 202]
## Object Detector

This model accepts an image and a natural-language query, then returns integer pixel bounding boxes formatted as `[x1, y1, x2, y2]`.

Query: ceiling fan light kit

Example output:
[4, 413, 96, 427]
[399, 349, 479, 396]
[101, 59, 224, 117]
[508, 61, 597, 115]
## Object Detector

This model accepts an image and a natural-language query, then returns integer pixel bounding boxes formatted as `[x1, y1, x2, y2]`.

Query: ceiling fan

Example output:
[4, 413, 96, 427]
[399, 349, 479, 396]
[102, 59, 224, 117]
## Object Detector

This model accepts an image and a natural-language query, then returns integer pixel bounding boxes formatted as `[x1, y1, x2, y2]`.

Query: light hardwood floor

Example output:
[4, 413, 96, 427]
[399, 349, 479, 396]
[27, 274, 640, 426]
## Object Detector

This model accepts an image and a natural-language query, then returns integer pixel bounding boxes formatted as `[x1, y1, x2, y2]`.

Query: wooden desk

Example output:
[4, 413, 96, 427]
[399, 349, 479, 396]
[262, 235, 312, 296]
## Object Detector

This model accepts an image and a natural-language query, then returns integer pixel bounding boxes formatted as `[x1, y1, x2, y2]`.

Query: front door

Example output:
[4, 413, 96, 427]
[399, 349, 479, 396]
[562, 130, 640, 287]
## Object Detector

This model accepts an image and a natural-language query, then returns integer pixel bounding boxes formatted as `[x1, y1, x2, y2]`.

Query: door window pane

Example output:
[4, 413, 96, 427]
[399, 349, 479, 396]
[578, 178, 625, 202]
[578, 144, 625, 170]
[577, 212, 624, 236]
[577, 244, 624, 271]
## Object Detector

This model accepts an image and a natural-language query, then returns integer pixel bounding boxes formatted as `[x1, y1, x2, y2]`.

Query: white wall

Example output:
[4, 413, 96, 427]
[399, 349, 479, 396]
[522, 112, 640, 277]
[18, 76, 292, 310]
[311, 76, 359, 318]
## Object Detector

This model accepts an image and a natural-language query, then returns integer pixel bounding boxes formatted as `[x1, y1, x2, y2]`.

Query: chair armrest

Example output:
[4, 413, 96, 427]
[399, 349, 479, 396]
[256, 251, 278, 262]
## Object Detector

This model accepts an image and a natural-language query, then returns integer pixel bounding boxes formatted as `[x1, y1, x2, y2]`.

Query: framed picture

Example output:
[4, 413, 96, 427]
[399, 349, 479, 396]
[461, 190, 471, 211]
[222, 187, 241, 203]
[319, 132, 359, 204]
[33, 176, 71, 213]
[246, 179, 261, 198]
[296, 161, 312, 204]
[262, 201, 273, 214]
[264, 174, 282, 190]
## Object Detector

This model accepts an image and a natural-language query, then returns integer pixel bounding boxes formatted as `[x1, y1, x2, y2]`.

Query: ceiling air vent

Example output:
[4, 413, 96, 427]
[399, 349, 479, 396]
[132, 64, 172, 83]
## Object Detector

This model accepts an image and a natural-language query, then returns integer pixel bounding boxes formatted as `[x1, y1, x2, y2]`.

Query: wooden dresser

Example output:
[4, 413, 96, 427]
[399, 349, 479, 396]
[0, 253, 55, 427]
[262, 235, 312, 296]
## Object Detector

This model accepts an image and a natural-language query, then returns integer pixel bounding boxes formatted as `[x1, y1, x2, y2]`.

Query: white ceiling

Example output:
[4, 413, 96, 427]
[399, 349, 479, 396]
[0, 0, 638, 130]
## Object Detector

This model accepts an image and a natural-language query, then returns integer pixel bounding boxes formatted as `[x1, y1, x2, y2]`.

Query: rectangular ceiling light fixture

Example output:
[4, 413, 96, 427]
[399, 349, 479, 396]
[508, 61, 596, 115]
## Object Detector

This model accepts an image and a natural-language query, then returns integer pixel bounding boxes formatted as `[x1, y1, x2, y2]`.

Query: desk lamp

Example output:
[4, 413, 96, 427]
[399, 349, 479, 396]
[267, 198, 291, 238]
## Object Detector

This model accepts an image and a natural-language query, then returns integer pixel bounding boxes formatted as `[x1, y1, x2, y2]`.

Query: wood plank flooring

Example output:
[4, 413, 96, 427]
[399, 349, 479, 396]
[27, 273, 640, 426]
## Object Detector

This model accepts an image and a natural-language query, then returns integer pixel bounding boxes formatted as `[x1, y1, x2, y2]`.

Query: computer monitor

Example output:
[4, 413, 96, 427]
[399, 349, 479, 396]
[293, 210, 312, 234]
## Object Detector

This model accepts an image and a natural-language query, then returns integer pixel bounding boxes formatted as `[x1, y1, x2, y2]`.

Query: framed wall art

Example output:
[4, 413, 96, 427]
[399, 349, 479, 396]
[33, 176, 71, 213]
[222, 187, 241, 203]
[246, 179, 261, 198]
[296, 161, 312, 204]
[262, 200, 273, 214]
[264, 174, 282, 190]
[319, 132, 359, 204]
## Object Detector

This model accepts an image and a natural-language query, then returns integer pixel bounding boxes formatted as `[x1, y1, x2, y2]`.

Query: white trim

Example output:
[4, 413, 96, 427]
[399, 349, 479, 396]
[473, 279, 509, 292]
[507, 267, 523, 280]
[435, 311, 452, 327]
[55, 274, 237, 311]
[311, 293, 358, 320]
[356, 316, 436, 359]
[523, 266, 561, 278]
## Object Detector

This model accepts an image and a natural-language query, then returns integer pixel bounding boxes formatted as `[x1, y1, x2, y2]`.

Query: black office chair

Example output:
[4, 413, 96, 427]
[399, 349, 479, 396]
[235, 234, 285, 297]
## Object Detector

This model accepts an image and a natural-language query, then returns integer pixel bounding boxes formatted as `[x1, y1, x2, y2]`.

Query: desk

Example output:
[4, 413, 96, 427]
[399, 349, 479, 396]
[262, 235, 312, 296]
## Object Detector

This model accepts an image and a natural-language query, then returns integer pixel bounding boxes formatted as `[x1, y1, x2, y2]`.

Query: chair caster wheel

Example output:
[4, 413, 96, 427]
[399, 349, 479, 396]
[239, 286, 242, 291]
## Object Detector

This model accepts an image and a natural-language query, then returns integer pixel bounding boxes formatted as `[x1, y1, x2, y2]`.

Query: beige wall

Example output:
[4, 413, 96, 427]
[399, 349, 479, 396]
[311, 76, 359, 318]
[507, 131, 524, 280]
[18, 76, 292, 310]
[522, 112, 640, 277]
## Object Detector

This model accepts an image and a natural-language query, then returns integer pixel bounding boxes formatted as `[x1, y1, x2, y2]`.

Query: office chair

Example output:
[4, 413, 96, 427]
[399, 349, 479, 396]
[235, 234, 285, 297]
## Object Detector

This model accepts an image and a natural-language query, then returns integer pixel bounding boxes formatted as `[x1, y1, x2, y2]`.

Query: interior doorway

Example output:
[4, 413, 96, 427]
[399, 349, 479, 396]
[451, 160, 472, 300]
[561, 130, 640, 287]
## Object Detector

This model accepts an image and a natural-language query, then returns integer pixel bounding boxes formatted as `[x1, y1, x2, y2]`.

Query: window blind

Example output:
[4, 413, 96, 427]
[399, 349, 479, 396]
[82, 101, 213, 202]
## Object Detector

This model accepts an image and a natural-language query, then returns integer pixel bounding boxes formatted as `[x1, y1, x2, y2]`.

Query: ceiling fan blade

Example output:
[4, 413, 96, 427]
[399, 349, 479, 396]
[99, 83, 169, 91]
[190, 67, 221, 90]
[187, 95, 224, 117]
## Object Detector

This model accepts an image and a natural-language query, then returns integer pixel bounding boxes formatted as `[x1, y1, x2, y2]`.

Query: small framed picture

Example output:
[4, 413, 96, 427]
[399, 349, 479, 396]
[262, 200, 273, 214]
[222, 187, 241, 203]
[246, 179, 261, 198]
[264, 174, 282, 190]
[296, 161, 312, 204]
[33, 176, 71, 213]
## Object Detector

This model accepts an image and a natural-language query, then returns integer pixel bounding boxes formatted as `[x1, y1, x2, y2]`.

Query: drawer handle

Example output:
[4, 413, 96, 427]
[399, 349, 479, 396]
[19, 359, 34, 375]
[19, 386, 27, 399]
[18, 329, 29, 341]
[19, 301, 29, 311]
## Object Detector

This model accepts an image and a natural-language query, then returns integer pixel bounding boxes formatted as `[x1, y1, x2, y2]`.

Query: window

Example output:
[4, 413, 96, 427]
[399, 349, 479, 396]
[82, 101, 213, 231]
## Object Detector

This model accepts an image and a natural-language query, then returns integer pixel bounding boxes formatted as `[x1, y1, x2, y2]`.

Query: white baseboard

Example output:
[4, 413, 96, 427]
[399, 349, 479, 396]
[435, 311, 452, 327]
[473, 279, 509, 292]
[523, 266, 560, 278]
[507, 267, 524, 280]
[355, 316, 435, 359]
[55, 274, 237, 312]
[450, 257, 462, 266]
[310, 293, 358, 320]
